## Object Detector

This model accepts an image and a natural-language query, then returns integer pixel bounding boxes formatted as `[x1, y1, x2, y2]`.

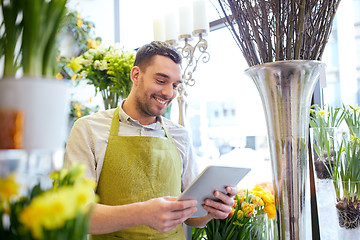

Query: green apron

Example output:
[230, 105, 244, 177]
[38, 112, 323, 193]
[92, 107, 185, 240]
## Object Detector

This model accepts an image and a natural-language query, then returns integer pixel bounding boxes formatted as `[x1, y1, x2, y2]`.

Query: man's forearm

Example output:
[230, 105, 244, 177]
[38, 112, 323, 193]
[89, 202, 144, 234]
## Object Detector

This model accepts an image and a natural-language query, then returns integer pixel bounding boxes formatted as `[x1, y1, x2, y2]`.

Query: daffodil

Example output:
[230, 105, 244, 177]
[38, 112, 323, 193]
[66, 57, 83, 73]
[56, 73, 63, 79]
[0, 174, 20, 202]
[77, 19, 84, 28]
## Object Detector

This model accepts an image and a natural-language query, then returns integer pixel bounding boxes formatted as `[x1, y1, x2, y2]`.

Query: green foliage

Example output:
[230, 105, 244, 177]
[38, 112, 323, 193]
[1, 0, 23, 77]
[310, 104, 345, 163]
[310, 104, 360, 201]
[58, 10, 101, 56]
[1, 0, 67, 78]
[69, 100, 99, 124]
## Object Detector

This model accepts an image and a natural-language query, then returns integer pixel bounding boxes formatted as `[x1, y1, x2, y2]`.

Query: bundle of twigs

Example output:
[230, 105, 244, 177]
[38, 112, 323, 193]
[216, 0, 341, 67]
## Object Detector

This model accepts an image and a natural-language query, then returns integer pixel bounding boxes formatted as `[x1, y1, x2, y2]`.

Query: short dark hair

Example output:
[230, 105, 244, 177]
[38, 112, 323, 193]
[134, 41, 182, 71]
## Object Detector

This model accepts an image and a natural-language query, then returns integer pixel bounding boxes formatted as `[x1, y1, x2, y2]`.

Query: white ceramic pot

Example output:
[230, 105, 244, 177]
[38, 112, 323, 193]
[0, 77, 71, 150]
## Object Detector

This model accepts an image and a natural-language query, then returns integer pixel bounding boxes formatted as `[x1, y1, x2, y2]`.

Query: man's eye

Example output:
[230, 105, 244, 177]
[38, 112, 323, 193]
[173, 84, 179, 89]
[157, 79, 165, 84]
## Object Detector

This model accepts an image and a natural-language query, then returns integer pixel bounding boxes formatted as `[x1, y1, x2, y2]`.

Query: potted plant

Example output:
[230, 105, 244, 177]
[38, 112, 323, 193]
[0, 0, 69, 150]
[310, 104, 345, 179]
[310, 104, 360, 234]
[67, 45, 135, 109]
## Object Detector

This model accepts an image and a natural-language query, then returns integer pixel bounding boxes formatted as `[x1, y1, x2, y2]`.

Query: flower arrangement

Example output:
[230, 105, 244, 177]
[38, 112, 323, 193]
[192, 183, 276, 240]
[67, 45, 135, 109]
[310, 104, 360, 229]
[0, 163, 97, 239]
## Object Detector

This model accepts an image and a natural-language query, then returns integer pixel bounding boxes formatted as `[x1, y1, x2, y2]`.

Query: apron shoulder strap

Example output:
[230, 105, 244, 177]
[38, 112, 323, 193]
[109, 107, 121, 136]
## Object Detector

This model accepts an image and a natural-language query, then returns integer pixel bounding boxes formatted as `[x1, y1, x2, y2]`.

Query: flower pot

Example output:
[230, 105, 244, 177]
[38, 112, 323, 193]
[245, 60, 324, 240]
[0, 77, 70, 151]
[310, 127, 360, 239]
[333, 180, 360, 239]
[310, 127, 343, 180]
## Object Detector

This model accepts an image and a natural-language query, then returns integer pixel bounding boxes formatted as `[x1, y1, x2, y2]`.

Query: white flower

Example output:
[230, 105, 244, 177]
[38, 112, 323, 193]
[79, 58, 92, 67]
[93, 60, 107, 70]
[80, 71, 88, 78]
[88, 48, 98, 55]
[83, 52, 94, 62]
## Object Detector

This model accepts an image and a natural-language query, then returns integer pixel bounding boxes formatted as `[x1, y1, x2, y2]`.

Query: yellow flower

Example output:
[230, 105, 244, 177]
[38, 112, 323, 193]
[76, 12, 81, 19]
[350, 134, 359, 143]
[20, 181, 96, 239]
[86, 39, 92, 49]
[71, 74, 77, 82]
[56, 73, 63, 80]
[264, 204, 276, 219]
[20, 191, 71, 238]
[236, 209, 244, 219]
[0, 174, 20, 202]
[318, 109, 327, 118]
[92, 40, 101, 49]
[76, 109, 83, 119]
[241, 202, 255, 218]
[228, 208, 236, 218]
[237, 190, 246, 203]
[252, 195, 264, 207]
[77, 19, 83, 28]
[66, 57, 82, 73]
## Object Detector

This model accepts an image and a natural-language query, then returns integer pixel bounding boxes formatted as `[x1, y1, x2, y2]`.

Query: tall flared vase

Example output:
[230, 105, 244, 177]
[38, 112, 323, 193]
[245, 60, 324, 240]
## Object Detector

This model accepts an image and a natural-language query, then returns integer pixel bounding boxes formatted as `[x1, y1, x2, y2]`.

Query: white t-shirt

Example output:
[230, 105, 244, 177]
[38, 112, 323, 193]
[64, 103, 199, 192]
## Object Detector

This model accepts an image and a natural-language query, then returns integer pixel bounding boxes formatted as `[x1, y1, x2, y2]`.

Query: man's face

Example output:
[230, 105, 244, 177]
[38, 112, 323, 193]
[134, 55, 182, 121]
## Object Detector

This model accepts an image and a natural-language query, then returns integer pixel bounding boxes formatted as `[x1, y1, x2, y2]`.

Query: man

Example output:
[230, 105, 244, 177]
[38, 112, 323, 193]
[65, 41, 236, 239]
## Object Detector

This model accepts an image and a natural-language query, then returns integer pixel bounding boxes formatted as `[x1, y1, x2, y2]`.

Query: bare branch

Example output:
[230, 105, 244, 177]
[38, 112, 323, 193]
[214, 0, 342, 66]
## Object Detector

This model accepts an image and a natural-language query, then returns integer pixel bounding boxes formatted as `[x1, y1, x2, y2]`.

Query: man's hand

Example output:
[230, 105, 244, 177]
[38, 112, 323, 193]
[203, 186, 237, 219]
[185, 186, 237, 228]
[142, 197, 197, 233]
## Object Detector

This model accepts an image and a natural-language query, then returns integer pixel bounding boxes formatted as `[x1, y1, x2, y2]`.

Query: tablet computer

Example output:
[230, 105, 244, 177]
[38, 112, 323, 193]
[178, 165, 251, 217]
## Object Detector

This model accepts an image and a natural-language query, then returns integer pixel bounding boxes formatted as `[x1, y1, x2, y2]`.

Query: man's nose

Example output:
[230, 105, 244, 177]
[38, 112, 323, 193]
[162, 84, 175, 98]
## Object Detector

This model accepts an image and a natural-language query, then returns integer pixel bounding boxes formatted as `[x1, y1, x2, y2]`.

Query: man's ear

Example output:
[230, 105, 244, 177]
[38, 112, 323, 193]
[130, 66, 140, 86]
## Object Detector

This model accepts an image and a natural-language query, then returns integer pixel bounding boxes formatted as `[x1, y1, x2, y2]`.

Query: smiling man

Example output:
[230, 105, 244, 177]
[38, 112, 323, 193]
[65, 41, 236, 239]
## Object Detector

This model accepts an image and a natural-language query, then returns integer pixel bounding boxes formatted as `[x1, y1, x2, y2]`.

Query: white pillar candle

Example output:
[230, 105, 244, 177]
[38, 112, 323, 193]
[179, 5, 193, 36]
[153, 18, 165, 41]
[193, 0, 209, 32]
[164, 12, 179, 41]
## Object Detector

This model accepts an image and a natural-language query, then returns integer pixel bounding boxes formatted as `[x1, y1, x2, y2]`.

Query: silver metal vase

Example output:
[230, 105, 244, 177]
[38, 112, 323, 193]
[245, 60, 324, 240]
